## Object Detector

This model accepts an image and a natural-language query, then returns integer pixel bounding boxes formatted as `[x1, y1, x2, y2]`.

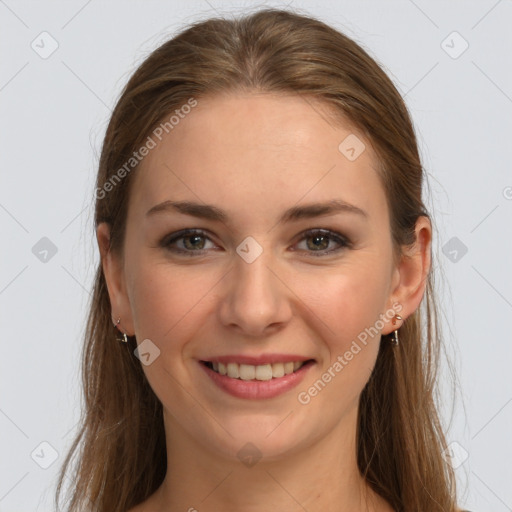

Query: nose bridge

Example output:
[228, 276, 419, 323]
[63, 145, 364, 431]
[219, 239, 290, 335]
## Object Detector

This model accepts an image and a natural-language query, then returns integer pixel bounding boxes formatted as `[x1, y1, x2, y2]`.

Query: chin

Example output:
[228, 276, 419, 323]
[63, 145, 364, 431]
[199, 413, 317, 464]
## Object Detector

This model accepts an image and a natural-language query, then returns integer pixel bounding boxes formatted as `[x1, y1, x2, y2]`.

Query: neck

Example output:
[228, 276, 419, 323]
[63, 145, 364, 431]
[147, 406, 392, 512]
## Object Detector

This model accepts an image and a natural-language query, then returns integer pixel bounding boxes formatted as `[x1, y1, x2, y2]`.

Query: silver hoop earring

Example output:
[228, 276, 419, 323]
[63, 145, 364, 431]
[390, 314, 402, 346]
[391, 329, 399, 346]
[113, 317, 129, 343]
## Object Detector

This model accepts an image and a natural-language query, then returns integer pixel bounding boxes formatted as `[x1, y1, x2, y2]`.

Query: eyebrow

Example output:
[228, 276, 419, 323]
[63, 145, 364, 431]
[146, 199, 368, 224]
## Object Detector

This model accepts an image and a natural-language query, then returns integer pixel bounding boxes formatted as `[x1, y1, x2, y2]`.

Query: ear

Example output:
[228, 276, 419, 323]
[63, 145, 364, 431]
[96, 222, 134, 335]
[382, 216, 432, 335]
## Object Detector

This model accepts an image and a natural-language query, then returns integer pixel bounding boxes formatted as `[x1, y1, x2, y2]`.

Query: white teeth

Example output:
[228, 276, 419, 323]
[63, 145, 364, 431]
[226, 363, 239, 378]
[239, 364, 256, 380]
[271, 362, 285, 378]
[209, 360, 307, 380]
[255, 364, 273, 380]
[284, 362, 294, 374]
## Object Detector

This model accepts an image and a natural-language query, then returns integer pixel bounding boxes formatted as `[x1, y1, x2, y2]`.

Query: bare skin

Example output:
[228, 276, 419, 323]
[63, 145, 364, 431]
[97, 92, 431, 512]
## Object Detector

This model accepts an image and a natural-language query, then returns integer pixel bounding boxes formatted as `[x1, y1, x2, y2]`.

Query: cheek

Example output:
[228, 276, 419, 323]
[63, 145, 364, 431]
[125, 259, 222, 407]
[294, 272, 387, 411]
[127, 257, 221, 346]
[301, 264, 389, 332]
[297, 259, 391, 362]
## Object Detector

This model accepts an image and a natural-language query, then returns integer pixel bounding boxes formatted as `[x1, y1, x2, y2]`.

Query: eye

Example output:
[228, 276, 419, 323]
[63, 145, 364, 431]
[160, 228, 351, 257]
[160, 229, 216, 256]
[293, 229, 351, 256]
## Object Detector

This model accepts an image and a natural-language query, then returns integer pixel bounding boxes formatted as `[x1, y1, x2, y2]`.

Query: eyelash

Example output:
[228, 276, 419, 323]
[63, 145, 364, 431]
[160, 228, 352, 257]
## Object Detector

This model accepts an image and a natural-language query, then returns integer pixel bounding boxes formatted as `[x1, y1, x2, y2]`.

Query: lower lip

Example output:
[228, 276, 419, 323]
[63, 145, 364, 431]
[199, 360, 315, 400]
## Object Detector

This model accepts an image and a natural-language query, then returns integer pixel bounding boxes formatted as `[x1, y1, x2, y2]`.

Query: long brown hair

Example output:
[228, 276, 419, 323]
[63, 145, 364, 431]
[55, 8, 459, 511]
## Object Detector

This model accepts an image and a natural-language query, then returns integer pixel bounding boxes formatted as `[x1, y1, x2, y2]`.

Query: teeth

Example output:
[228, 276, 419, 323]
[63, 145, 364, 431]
[239, 364, 256, 380]
[255, 364, 272, 380]
[210, 360, 307, 380]
[227, 363, 239, 378]
[271, 362, 285, 378]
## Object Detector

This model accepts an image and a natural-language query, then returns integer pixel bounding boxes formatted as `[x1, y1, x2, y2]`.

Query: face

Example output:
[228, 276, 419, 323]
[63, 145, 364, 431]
[99, 92, 419, 463]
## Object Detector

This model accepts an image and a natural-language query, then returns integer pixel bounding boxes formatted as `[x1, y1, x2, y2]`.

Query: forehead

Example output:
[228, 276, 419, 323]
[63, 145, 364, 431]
[128, 92, 388, 227]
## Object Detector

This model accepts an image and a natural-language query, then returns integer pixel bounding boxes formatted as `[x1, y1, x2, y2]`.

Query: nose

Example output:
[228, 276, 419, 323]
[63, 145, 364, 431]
[218, 248, 293, 338]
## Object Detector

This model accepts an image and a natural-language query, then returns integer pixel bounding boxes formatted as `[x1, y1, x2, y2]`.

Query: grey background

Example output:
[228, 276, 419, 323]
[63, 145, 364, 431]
[1, 1, 511, 510]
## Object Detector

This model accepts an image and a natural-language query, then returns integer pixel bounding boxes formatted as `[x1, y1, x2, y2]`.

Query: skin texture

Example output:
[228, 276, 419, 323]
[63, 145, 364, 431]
[97, 92, 431, 512]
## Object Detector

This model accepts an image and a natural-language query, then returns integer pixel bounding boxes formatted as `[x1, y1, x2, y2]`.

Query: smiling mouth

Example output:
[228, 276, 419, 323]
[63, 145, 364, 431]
[200, 360, 315, 381]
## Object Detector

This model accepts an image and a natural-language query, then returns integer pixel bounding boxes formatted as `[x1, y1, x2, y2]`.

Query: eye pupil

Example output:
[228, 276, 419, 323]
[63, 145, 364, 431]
[184, 234, 205, 250]
[308, 234, 329, 251]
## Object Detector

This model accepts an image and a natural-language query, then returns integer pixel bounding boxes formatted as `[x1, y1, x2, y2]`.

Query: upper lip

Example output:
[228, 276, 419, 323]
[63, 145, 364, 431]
[200, 354, 314, 365]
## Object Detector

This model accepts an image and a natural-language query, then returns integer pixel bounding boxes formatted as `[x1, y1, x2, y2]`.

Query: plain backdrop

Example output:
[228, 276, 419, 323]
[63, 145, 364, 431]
[1, 1, 511, 511]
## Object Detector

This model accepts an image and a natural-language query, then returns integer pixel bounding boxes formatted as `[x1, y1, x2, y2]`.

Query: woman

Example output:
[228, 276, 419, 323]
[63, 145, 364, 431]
[56, 8, 469, 512]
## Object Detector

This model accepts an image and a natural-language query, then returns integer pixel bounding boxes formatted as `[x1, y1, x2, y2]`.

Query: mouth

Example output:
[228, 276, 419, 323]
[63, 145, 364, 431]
[200, 359, 315, 381]
[198, 356, 316, 400]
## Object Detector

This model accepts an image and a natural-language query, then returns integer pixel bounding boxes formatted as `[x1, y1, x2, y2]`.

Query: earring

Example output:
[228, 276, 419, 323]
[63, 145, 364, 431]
[113, 316, 129, 343]
[390, 314, 402, 346]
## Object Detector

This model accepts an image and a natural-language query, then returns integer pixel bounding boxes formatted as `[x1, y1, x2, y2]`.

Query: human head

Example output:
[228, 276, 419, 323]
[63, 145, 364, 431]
[57, 8, 457, 512]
